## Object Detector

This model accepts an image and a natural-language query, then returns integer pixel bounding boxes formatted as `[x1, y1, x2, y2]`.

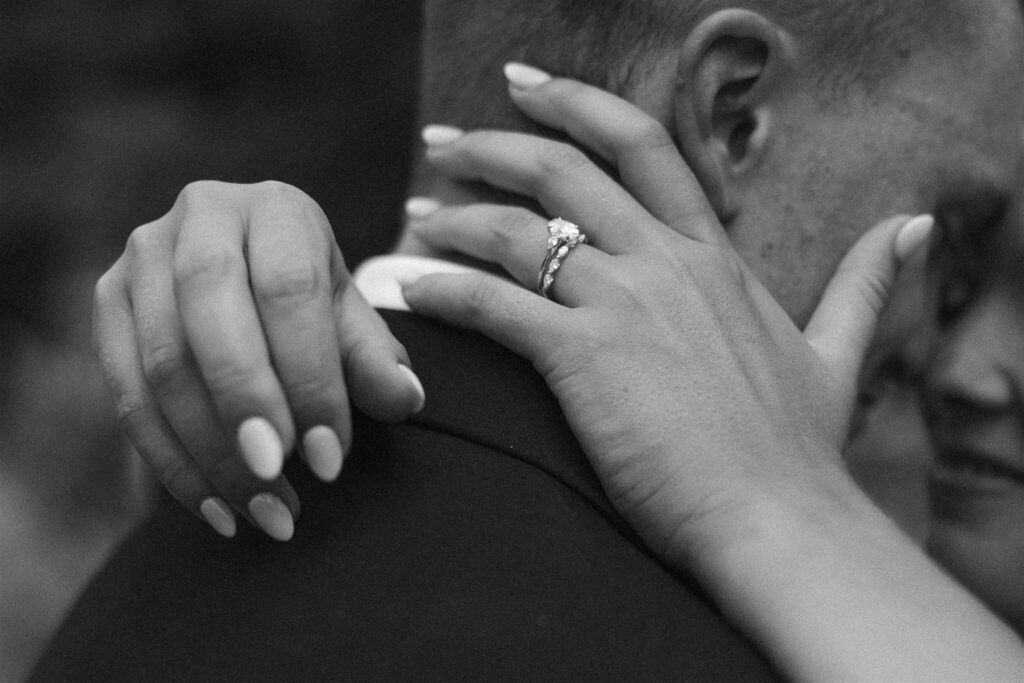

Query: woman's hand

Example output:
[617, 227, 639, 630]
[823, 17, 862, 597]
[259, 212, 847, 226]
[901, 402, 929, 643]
[403, 67, 931, 565]
[94, 181, 424, 540]
[399, 67, 1024, 681]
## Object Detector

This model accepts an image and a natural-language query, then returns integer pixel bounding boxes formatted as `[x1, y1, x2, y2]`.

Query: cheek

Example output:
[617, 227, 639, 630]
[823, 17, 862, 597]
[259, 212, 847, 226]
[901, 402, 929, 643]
[728, 214, 844, 326]
[928, 500, 1024, 626]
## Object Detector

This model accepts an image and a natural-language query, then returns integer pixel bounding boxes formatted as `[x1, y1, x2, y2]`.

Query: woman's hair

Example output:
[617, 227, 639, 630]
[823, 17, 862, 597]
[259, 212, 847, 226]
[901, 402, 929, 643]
[417, 0, 966, 131]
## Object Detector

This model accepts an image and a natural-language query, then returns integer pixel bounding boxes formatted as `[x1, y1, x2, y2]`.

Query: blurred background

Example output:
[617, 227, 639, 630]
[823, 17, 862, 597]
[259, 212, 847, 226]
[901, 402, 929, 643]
[0, 1, 420, 678]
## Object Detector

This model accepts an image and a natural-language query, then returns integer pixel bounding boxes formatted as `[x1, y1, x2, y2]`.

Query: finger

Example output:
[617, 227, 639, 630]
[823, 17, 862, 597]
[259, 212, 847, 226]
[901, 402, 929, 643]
[400, 272, 565, 361]
[405, 201, 606, 305]
[403, 200, 598, 301]
[127, 219, 301, 540]
[408, 202, 548, 285]
[94, 261, 238, 539]
[171, 186, 294, 481]
[804, 214, 935, 399]
[333, 279, 427, 422]
[503, 64, 725, 245]
[422, 127, 668, 255]
[245, 188, 350, 482]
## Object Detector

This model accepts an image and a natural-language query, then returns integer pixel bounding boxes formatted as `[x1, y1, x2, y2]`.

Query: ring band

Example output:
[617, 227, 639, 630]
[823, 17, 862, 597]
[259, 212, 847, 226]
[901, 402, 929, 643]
[538, 218, 588, 300]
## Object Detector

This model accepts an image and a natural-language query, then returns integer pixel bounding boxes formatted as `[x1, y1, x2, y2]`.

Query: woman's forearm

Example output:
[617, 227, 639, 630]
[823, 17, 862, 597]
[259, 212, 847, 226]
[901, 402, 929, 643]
[678, 463, 1024, 682]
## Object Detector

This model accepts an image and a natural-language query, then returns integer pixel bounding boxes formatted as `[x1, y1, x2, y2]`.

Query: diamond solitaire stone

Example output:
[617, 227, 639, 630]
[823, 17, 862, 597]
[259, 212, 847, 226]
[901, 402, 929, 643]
[548, 218, 580, 241]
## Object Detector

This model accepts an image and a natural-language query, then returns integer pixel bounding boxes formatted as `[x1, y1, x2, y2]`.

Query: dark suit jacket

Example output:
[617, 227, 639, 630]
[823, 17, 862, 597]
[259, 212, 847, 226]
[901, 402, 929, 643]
[32, 310, 775, 681]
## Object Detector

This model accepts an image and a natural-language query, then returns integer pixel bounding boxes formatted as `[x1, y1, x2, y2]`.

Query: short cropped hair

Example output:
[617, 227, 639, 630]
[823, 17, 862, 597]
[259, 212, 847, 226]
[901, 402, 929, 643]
[418, 0, 968, 131]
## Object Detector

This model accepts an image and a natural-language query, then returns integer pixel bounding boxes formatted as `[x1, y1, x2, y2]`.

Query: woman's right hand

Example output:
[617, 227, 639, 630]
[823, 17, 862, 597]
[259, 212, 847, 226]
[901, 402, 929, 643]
[93, 181, 425, 540]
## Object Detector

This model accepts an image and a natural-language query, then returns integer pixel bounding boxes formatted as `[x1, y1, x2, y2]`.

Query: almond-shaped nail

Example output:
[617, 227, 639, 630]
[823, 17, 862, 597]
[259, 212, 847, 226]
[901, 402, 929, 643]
[405, 196, 442, 220]
[248, 493, 294, 542]
[422, 124, 465, 146]
[895, 214, 935, 262]
[200, 497, 237, 538]
[398, 364, 426, 414]
[303, 426, 343, 482]
[504, 62, 552, 89]
[237, 417, 284, 481]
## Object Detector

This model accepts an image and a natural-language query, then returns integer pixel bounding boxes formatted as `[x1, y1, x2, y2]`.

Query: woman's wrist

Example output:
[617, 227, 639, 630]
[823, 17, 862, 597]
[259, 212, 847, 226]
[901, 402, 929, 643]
[668, 456, 1024, 681]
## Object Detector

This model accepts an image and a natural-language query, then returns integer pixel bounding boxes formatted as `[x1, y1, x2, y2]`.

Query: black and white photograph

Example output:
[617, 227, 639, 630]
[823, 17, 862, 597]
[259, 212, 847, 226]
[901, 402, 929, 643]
[4, 1, 1024, 680]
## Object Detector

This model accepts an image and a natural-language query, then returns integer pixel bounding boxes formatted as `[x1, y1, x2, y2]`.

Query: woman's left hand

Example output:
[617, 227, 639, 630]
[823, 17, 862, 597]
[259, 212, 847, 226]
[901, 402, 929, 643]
[401, 66, 931, 571]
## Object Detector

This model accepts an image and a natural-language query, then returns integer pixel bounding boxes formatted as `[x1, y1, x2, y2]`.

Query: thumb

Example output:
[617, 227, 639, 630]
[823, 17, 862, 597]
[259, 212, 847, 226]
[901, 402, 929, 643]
[804, 214, 934, 396]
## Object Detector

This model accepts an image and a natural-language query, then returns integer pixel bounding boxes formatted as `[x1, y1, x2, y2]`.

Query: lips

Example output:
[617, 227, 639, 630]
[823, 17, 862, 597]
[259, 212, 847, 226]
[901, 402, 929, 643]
[930, 442, 1024, 495]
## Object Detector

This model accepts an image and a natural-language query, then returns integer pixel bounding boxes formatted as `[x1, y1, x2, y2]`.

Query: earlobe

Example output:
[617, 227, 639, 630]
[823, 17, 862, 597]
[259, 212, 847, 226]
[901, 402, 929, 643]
[672, 9, 795, 222]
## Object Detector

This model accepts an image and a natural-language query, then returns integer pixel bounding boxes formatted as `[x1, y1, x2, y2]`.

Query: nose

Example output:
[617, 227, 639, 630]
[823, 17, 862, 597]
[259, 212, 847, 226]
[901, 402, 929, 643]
[926, 296, 1017, 415]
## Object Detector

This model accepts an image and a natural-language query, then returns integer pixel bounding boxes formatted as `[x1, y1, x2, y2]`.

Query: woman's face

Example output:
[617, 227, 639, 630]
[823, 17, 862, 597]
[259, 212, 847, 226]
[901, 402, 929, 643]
[923, 188, 1024, 632]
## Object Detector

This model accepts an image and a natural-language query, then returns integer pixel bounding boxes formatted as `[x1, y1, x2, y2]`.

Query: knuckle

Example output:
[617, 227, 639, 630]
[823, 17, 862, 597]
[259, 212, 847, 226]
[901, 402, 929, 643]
[176, 180, 227, 208]
[629, 117, 674, 153]
[282, 372, 343, 416]
[489, 208, 534, 247]
[605, 265, 649, 304]
[253, 263, 323, 306]
[201, 361, 269, 405]
[151, 457, 196, 500]
[252, 180, 317, 213]
[91, 274, 120, 357]
[461, 278, 498, 320]
[124, 221, 161, 262]
[204, 453, 243, 487]
[538, 143, 591, 180]
[846, 271, 888, 315]
[253, 179, 300, 199]
[252, 180, 331, 237]
[173, 247, 241, 288]
[93, 267, 119, 310]
[140, 341, 190, 390]
[113, 392, 150, 432]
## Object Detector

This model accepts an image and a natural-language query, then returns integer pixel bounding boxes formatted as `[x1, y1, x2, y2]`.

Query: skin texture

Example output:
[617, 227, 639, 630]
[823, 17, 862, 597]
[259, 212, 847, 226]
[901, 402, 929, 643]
[723, 11, 1024, 325]
[88, 3, 1024, 675]
[924, 189, 1024, 633]
[405, 1, 1024, 327]
[94, 1, 1024, 548]
[844, 248, 934, 542]
[399, 75, 1024, 679]
[93, 182, 424, 539]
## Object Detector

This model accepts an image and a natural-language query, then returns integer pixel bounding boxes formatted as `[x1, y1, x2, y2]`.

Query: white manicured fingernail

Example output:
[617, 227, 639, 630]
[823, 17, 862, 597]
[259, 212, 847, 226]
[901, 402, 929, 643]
[303, 426, 343, 482]
[248, 493, 294, 542]
[422, 124, 464, 146]
[504, 62, 552, 89]
[398, 364, 426, 414]
[895, 214, 934, 262]
[237, 417, 284, 481]
[200, 497, 237, 538]
[405, 197, 442, 219]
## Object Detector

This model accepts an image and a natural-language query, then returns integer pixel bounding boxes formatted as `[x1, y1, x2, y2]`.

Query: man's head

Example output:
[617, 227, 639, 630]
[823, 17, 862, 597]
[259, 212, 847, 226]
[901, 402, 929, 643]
[412, 0, 1024, 324]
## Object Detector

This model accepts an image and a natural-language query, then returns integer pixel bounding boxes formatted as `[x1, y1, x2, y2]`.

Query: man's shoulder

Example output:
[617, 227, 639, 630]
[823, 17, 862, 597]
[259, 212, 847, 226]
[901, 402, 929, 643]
[32, 314, 776, 681]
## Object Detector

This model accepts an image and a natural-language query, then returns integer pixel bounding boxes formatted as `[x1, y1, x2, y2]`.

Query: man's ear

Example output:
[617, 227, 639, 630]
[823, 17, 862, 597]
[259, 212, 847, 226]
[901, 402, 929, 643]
[672, 10, 797, 223]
